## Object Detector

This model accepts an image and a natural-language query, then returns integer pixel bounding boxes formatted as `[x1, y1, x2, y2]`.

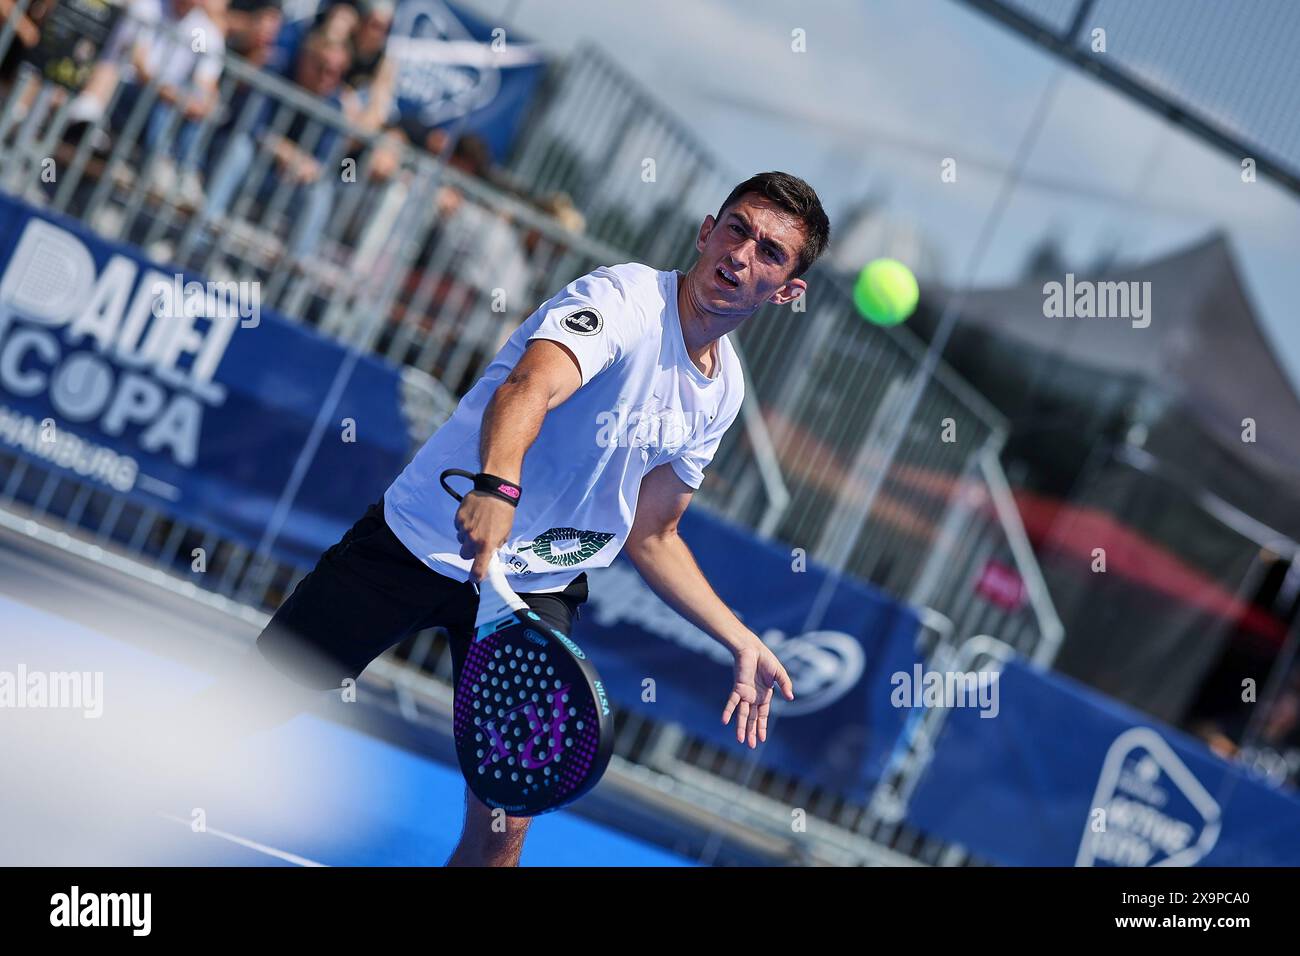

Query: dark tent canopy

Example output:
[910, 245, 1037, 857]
[920, 233, 1300, 545]
[909, 235, 1299, 725]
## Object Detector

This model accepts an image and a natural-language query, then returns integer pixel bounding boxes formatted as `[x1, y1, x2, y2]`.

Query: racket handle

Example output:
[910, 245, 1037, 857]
[476, 552, 529, 622]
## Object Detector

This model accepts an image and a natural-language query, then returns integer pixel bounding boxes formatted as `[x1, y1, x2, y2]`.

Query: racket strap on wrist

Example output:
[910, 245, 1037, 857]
[440, 468, 522, 507]
[474, 472, 522, 506]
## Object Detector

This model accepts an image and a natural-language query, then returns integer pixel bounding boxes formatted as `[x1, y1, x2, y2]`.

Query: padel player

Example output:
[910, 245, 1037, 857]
[246, 171, 830, 865]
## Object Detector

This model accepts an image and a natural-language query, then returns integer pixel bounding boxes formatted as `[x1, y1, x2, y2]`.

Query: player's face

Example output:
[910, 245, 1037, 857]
[693, 194, 807, 312]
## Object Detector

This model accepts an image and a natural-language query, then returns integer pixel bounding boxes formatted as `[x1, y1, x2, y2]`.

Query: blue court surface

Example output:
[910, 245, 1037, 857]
[1, 592, 694, 867]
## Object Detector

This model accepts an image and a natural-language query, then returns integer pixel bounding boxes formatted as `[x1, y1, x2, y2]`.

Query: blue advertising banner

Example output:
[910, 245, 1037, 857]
[388, 0, 547, 162]
[270, 2, 545, 162]
[906, 657, 1300, 865]
[0, 194, 409, 567]
[574, 508, 923, 800]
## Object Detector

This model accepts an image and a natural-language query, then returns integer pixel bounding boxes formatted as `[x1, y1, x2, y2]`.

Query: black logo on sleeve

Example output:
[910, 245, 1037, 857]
[561, 308, 603, 335]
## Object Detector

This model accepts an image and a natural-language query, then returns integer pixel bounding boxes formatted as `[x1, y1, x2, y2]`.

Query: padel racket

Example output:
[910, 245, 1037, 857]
[441, 468, 615, 816]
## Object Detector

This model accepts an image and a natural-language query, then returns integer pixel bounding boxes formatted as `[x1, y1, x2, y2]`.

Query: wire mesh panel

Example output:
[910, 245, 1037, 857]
[1085, 0, 1300, 172]
[963, 0, 1300, 194]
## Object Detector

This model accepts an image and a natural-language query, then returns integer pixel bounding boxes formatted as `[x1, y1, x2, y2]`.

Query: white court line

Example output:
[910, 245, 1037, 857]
[159, 813, 328, 867]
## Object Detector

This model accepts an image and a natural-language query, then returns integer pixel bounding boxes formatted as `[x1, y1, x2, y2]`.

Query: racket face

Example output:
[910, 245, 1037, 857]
[452, 610, 613, 816]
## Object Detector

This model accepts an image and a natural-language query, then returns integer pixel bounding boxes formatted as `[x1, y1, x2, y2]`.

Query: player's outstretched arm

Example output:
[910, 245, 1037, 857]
[625, 464, 795, 748]
[455, 339, 583, 580]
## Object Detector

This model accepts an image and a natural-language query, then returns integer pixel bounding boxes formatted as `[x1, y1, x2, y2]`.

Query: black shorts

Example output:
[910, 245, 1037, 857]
[254, 500, 589, 691]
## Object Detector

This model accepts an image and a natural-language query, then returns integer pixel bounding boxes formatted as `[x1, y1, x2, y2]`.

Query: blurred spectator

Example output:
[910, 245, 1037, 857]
[446, 198, 529, 306]
[268, 0, 355, 74]
[401, 131, 490, 273]
[379, 132, 531, 379]
[199, 26, 348, 262]
[66, 0, 226, 204]
[316, 0, 358, 42]
[331, 0, 399, 181]
[535, 191, 585, 235]
[273, 0, 400, 149]
[432, 130, 489, 215]
[206, 0, 281, 163]
[224, 0, 283, 67]
[341, 0, 393, 133]
[514, 191, 585, 303]
[0, 0, 46, 94]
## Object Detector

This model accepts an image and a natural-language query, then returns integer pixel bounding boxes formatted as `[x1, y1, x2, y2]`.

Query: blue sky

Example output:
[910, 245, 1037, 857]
[464, 0, 1300, 386]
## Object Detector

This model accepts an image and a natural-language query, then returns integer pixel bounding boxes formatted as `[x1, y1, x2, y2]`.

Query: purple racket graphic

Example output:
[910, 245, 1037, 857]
[442, 470, 615, 816]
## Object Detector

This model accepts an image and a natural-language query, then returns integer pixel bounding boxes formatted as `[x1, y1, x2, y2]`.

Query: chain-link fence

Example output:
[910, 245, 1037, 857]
[958, 0, 1300, 195]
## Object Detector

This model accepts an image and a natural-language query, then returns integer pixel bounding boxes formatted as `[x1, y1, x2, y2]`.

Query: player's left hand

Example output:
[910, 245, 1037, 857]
[721, 636, 795, 748]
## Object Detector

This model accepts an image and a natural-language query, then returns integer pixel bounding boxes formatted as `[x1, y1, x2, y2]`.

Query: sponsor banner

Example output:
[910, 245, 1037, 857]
[0, 194, 409, 567]
[906, 658, 1300, 865]
[573, 507, 923, 800]
[389, 0, 547, 162]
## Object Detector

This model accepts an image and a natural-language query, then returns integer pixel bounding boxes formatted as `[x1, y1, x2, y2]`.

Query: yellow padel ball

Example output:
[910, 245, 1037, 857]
[853, 258, 919, 326]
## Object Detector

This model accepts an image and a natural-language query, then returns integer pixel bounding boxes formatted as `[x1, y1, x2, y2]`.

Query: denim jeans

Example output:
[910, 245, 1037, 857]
[110, 83, 202, 163]
[202, 132, 335, 259]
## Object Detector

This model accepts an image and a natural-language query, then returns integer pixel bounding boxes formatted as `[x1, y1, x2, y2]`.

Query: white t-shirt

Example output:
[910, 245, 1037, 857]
[108, 0, 225, 89]
[442, 202, 531, 303]
[384, 262, 745, 593]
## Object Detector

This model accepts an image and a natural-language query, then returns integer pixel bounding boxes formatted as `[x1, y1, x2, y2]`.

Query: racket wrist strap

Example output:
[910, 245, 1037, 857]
[472, 472, 522, 507]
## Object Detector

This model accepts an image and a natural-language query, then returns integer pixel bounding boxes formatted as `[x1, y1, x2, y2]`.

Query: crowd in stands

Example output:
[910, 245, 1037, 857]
[2, 0, 585, 262]
[3, 0, 588, 387]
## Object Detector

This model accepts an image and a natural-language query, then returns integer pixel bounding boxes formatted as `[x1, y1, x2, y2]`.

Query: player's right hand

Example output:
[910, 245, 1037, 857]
[454, 492, 516, 582]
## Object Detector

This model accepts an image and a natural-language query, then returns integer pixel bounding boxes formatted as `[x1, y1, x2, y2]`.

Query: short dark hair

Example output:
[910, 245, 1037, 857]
[715, 171, 830, 278]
